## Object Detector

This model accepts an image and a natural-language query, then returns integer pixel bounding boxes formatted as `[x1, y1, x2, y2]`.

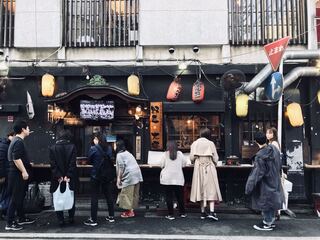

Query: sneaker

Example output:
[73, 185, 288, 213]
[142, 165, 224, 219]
[263, 220, 276, 228]
[5, 222, 23, 231]
[253, 222, 273, 231]
[180, 214, 187, 218]
[106, 216, 115, 223]
[165, 215, 175, 220]
[17, 217, 35, 225]
[84, 218, 98, 226]
[200, 212, 207, 220]
[120, 210, 135, 218]
[207, 212, 219, 221]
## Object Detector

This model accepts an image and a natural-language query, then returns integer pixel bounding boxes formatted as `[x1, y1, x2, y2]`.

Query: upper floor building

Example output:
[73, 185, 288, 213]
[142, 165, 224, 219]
[0, 0, 316, 69]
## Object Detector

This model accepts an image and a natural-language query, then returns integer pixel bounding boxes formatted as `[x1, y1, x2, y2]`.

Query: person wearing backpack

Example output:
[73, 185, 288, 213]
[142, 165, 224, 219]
[160, 140, 187, 220]
[49, 129, 78, 227]
[84, 133, 116, 226]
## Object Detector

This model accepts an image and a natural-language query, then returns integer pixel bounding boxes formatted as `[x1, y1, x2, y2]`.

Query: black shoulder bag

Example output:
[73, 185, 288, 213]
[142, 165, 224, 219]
[95, 146, 116, 182]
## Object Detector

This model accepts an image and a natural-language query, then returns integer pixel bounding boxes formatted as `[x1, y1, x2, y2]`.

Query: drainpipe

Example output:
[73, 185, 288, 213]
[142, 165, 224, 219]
[283, 67, 320, 89]
[243, 50, 320, 94]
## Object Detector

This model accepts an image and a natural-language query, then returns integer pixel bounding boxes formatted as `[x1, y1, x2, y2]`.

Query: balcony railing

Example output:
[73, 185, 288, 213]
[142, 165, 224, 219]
[63, 0, 139, 47]
[0, 0, 15, 47]
[228, 0, 307, 45]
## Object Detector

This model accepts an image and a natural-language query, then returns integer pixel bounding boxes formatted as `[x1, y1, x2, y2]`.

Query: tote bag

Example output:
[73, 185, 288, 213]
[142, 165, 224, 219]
[53, 182, 74, 211]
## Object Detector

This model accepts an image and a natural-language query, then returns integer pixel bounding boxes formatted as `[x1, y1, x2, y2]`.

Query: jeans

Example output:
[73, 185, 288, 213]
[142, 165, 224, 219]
[262, 209, 275, 225]
[164, 185, 185, 216]
[90, 178, 114, 221]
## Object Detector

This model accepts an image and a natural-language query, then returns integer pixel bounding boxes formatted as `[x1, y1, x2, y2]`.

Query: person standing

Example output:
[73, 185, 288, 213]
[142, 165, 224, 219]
[49, 129, 78, 227]
[84, 133, 116, 226]
[160, 140, 187, 220]
[116, 139, 143, 218]
[245, 131, 284, 231]
[190, 128, 222, 221]
[266, 127, 280, 151]
[0, 132, 14, 218]
[6, 120, 35, 231]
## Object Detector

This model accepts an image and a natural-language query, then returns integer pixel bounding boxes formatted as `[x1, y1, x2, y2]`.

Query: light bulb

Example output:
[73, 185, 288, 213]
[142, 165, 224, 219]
[86, 75, 90, 80]
[178, 62, 187, 70]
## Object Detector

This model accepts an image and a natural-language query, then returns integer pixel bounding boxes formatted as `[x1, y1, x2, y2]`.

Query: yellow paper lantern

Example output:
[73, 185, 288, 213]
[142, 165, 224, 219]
[127, 74, 140, 96]
[236, 94, 249, 117]
[41, 74, 55, 97]
[287, 102, 304, 127]
[317, 90, 320, 104]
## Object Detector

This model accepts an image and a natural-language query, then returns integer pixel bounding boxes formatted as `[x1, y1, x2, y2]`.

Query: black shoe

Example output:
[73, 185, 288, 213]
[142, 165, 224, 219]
[84, 218, 98, 226]
[200, 212, 207, 220]
[17, 217, 35, 225]
[179, 214, 187, 218]
[253, 222, 273, 231]
[263, 220, 276, 228]
[68, 217, 74, 224]
[106, 216, 115, 223]
[207, 212, 218, 221]
[5, 221, 23, 231]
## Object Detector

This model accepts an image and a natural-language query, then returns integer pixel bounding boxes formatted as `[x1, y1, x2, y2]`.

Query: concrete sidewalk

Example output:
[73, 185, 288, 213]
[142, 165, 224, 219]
[0, 209, 319, 239]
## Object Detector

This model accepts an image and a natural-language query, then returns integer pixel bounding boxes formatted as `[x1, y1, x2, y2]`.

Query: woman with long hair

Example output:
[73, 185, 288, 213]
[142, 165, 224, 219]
[160, 140, 187, 220]
[190, 128, 222, 221]
[116, 139, 143, 218]
[266, 127, 280, 151]
[84, 133, 116, 227]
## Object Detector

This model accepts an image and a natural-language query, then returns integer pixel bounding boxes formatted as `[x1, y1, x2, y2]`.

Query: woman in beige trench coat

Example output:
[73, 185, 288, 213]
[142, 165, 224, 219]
[190, 128, 222, 221]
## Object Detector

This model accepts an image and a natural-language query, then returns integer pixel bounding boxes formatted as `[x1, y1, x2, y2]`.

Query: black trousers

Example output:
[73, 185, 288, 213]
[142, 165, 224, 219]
[90, 178, 115, 221]
[6, 173, 28, 224]
[164, 185, 185, 216]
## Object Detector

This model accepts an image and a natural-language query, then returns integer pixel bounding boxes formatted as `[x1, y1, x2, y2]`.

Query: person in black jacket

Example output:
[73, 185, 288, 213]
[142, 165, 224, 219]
[0, 132, 14, 217]
[84, 133, 116, 227]
[49, 129, 78, 227]
[245, 131, 284, 231]
[6, 120, 35, 231]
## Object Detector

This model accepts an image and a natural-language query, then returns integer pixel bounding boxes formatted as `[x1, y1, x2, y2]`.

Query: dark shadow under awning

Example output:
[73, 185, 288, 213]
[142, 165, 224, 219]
[45, 85, 148, 104]
[163, 100, 225, 113]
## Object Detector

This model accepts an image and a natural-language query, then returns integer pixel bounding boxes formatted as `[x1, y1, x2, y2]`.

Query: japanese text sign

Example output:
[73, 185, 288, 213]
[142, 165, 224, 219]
[150, 102, 163, 150]
[263, 36, 290, 71]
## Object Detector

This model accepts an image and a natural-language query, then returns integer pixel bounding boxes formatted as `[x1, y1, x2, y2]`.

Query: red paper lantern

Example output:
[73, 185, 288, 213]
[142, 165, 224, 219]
[192, 80, 205, 103]
[166, 77, 182, 101]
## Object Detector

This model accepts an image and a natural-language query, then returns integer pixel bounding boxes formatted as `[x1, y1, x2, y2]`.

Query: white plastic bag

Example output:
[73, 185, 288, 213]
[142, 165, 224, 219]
[53, 182, 74, 211]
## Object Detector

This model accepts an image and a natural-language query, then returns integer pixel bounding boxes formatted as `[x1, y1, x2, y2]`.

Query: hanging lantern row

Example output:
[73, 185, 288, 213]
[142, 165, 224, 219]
[41, 73, 55, 97]
[166, 77, 205, 103]
[286, 102, 304, 127]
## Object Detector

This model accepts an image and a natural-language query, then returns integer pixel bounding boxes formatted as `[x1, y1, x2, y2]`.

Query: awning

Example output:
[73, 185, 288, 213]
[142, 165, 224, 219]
[163, 100, 225, 113]
[45, 85, 148, 104]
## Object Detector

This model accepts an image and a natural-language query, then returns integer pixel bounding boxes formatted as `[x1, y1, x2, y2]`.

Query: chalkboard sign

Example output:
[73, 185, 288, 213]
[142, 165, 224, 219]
[80, 100, 115, 120]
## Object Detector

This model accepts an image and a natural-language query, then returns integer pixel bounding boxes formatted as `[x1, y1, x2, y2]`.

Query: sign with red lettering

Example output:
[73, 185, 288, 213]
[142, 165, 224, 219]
[263, 36, 290, 71]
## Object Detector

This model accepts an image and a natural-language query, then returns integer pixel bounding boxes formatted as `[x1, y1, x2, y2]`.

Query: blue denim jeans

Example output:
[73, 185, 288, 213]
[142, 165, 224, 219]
[262, 209, 275, 225]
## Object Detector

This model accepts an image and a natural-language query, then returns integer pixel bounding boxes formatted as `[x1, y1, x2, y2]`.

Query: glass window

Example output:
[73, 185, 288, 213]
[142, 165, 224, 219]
[166, 115, 222, 151]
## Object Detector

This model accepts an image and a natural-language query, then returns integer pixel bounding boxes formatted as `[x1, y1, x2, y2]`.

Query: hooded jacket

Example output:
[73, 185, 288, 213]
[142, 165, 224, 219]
[245, 144, 284, 211]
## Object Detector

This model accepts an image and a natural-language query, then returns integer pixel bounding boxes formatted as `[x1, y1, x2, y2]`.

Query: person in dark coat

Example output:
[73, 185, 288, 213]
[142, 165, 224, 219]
[49, 129, 78, 227]
[245, 131, 284, 231]
[0, 132, 14, 217]
[83, 133, 116, 227]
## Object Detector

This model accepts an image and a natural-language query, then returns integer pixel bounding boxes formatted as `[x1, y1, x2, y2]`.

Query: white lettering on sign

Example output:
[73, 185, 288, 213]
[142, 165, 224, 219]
[268, 45, 285, 56]
[80, 100, 114, 120]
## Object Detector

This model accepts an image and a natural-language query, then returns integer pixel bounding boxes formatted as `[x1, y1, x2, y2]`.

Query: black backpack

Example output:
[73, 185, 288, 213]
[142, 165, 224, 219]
[95, 146, 116, 182]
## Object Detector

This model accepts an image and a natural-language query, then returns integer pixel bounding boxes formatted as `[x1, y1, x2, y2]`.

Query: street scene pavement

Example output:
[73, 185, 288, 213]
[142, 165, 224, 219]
[0, 204, 319, 240]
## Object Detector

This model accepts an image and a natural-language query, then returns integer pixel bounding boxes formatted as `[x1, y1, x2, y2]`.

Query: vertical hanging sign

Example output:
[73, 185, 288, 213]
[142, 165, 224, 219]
[150, 102, 163, 150]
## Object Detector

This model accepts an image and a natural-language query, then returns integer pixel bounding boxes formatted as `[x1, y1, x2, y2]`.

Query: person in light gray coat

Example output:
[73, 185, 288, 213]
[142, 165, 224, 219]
[245, 131, 284, 231]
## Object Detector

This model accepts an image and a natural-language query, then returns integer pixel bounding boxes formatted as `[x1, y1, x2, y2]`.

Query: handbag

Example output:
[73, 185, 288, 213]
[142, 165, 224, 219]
[23, 183, 45, 213]
[53, 182, 74, 211]
[95, 146, 116, 182]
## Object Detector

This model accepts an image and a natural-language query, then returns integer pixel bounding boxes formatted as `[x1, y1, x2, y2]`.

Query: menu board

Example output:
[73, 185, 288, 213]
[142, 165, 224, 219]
[80, 100, 114, 120]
